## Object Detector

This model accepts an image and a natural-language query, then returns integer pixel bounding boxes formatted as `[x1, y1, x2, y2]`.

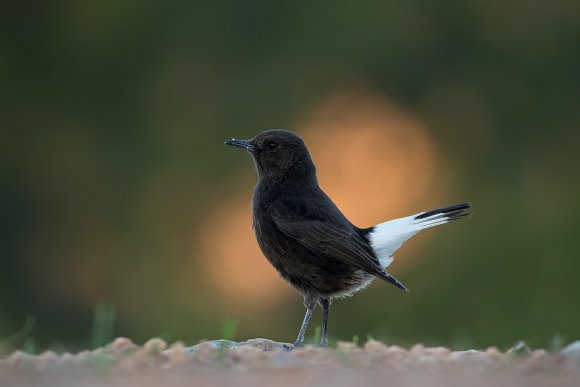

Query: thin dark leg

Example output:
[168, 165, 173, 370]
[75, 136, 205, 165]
[320, 298, 331, 347]
[293, 295, 317, 347]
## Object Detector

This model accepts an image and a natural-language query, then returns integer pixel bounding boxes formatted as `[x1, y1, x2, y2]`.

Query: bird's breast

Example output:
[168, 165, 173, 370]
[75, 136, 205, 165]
[250, 179, 373, 297]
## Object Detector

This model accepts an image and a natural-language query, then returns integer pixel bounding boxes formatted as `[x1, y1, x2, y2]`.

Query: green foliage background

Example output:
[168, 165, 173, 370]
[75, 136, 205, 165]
[1, 0, 579, 351]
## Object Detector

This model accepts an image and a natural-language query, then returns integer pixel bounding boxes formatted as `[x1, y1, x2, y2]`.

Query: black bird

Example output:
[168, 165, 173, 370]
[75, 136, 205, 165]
[225, 129, 471, 348]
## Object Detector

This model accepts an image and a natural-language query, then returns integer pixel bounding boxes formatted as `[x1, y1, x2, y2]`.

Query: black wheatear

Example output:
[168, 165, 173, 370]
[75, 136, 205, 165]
[225, 129, 471, 348]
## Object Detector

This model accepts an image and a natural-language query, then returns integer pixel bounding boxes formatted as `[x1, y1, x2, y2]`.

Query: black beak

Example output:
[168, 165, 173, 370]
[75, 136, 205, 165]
[224, 138, 254, 151]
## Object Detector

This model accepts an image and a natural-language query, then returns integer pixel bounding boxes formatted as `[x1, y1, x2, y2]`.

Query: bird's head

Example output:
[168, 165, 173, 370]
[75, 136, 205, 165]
[225, 129, 316, 181]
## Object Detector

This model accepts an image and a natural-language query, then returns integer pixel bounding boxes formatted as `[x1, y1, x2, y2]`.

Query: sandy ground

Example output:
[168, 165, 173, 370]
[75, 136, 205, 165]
[2, 338, 580, 387]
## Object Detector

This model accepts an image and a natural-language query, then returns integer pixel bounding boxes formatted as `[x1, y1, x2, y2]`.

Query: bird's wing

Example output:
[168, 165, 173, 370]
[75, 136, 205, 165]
[269, 204, 408, 292]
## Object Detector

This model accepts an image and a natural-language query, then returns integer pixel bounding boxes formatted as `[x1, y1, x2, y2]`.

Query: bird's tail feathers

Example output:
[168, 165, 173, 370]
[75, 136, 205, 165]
[367, 202, 472, 273]
[413, 202, 472, 230]
[377, 271, 409, 292]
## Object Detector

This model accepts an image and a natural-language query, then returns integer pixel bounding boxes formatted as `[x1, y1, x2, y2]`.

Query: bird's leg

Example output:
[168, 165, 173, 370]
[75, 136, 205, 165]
[292, 295, 317, 347]
[319, 298, 331, 347]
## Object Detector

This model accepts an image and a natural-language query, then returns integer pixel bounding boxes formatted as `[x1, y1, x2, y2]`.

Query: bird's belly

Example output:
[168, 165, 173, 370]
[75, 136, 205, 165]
[253, 207, 374, 297]
[257, 232, 373, 297]
[274, 257, 374, 298]
[325, 274, 375, 298]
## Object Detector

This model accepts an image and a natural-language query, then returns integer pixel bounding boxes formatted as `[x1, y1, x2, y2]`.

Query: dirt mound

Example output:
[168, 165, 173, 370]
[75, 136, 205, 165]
[2, 338, 579, 387]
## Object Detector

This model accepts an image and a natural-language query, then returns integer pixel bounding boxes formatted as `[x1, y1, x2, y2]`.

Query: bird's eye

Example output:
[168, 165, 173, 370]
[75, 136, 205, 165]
[266, 140, 280, 150]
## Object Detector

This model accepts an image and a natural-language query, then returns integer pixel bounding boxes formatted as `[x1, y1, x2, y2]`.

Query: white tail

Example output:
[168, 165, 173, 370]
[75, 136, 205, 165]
[368, 203, 471, 268]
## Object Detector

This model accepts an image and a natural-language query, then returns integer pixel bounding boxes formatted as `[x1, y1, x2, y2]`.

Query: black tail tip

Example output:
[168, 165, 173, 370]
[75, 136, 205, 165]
[415, 202, 472, 220]
[381, 272, 409, 292]
[394, 280, 409, 293]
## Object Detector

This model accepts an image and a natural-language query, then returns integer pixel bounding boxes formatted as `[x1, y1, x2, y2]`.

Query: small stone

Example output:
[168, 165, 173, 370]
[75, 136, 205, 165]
[75, 351, 91, 364]
[337, 341, 358, 352]
[38, 351, 58, 360]
[190, 342, 219, 364]
[56, 353, 75, 366]
[387, 345, 406, 354]
[485, 346, 503, 360]
[410, 343, 425, 354]
[561, 340, 580, 364]
[109, 337, 137, 353]
[426, 346, 451, 356]
[529, 349, 549, 363]
[241, 338, 289, 351]
[450, 349, 482, 360]
[203, 339, 238, 350]
[144, 338, 167, 355]
[363, 339, 387, 350]
[6, 351, 34, 366]
[36, 350, 58, 366]
[164, 341, 189, 364]
[507, 341, 531, 357]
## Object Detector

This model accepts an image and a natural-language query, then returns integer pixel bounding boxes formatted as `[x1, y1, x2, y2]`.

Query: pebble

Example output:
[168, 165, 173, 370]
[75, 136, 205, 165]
[561, 341, 580, 364]
[2, 337, 580, 374]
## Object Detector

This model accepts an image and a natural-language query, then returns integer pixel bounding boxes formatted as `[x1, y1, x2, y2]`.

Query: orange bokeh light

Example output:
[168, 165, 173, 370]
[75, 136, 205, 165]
[196, 88, 449, 313]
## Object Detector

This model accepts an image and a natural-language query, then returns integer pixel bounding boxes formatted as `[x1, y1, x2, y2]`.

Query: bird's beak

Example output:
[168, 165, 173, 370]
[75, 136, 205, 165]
[224, 138, 254, 152]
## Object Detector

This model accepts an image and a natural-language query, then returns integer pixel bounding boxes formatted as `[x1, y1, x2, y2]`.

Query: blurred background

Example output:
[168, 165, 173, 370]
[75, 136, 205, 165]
[1, 0, 579, 353]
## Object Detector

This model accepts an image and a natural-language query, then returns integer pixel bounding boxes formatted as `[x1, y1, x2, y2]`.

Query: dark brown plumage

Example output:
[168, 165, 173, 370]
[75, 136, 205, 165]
[225, 129, 471, 347]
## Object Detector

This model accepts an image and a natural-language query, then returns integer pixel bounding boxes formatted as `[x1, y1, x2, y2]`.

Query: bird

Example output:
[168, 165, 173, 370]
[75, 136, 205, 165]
[224, 129, 471, 348]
